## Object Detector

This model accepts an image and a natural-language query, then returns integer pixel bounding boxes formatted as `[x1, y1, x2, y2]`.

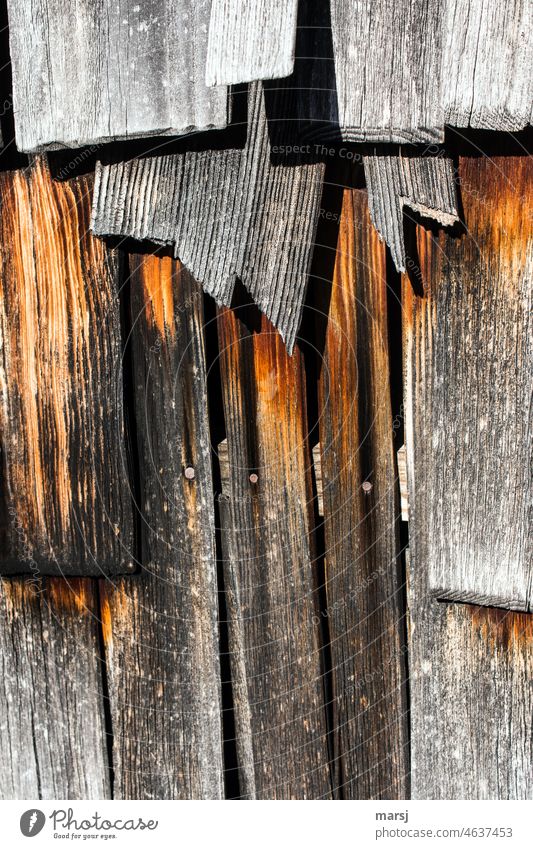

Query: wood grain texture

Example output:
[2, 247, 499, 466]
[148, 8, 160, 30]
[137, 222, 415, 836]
[7, 0, 227, 152]
[217, 306, 332, 799]
[443, 0, 532, 130]
[0, 157, 134, 577]
[364, 153, 459, 272]
[92, 83, 324, 353]
[206, 0, 297, 85]
[407, 568, 533, 798]
[405, 156, 533, 798]
[100, 254, 223, 799]
[330, 0, 443, 143]
[404, 155, 532, 611]
[0, 577, 110, 799]
[317, 188, 408, 799]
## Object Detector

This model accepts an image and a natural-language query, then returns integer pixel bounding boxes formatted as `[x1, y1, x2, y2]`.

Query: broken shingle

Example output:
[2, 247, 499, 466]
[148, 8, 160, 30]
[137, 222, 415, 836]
[91, 83, 325, 353]
[364, 153, 459, 272]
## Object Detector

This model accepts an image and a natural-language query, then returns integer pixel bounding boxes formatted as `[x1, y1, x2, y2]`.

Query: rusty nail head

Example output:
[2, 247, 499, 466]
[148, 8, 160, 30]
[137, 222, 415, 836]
[249, 473, 259, 484]
[362, 481, 373, 493]
[184, 466, 195, 480]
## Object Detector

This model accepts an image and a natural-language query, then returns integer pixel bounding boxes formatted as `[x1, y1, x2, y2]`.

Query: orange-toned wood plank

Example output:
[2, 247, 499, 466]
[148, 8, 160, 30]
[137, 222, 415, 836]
[217, 307, 332, 799]
[405, 155, 533, 797]
[406, 155, 531, 611]
[317, 188, 409, 798]
[0, 157, 133, 576]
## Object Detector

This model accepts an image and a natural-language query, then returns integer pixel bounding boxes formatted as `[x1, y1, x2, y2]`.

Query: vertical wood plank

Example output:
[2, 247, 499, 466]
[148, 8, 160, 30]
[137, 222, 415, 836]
[0, 578, 110, 799]
[0, 158, 134, 576]
[217, 307, 332, 799]
[407, 155, 532, 611]
[100, 255, 224, 799]
[405, 155, 533, 797]
[317, 188, 409, 798]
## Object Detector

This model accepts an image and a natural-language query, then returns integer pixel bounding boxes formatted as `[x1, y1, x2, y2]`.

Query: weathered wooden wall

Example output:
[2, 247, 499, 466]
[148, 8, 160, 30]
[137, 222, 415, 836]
[0, 150, 530, 799]
[0, 1, 530, 802]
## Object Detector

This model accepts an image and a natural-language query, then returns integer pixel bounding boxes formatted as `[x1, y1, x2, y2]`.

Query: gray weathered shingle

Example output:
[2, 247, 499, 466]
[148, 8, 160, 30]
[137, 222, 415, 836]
[364, 153, 459, 272]
[330, 0, 444, 143]
[443, 0, 532, 131]
[206, 0, 298, 85]
[91, 83, 325, 352]
[7, 0, 228, 152]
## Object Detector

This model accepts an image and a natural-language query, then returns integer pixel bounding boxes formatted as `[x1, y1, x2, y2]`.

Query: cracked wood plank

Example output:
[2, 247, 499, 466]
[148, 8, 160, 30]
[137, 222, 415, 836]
[404, 154, 532, 612]
[7, 0, 227, 152]
[91, 83, 325, 353]
[217, 305, 331, 799]
[0, 157, 134, 577]
[99, 253, 223, 799]
[364, 153, 459, 273]
[316, 188, 409, 799]
[0, 578, 110, 799]
[206, 0, 297, 85]
[443, 0, 532, 131]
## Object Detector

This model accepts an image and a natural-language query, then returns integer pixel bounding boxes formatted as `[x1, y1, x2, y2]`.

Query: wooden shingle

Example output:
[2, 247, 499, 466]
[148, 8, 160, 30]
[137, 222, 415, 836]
[217, 306, 331, 799]
[206, 0, 298, 85]
[100, 254, 224, 799]
[316, 188, 409, 798]
[364, 153, 459, 272]
[404, 155, 532, 612]
[92, 84, 325, 352]
[330, 0, 444, 143]
[443, 0, 532, 131]
[7, 0, 228, 151]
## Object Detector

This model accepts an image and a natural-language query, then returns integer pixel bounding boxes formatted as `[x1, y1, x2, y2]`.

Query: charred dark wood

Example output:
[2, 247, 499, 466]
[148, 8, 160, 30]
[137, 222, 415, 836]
[0, 578, 110, 798]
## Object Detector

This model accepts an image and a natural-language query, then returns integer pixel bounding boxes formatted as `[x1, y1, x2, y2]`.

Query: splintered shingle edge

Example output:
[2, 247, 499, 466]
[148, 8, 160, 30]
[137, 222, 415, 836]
[363, 154, 459, 272]
[206, 0, 298, 86]
[91, 83, 325, 354]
